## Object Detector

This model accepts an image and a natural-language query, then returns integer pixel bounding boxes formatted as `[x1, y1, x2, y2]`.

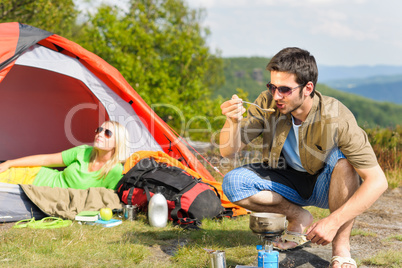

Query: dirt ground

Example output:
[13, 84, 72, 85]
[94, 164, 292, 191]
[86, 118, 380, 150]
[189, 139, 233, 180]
[1, 187, 401, 267]
[150, 186, 402, 267]
[282, 186, 402, 267]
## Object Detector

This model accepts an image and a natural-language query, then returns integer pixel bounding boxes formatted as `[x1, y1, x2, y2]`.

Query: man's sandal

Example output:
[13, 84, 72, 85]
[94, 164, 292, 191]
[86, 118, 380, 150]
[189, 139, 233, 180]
[330, 256, 357, 268]
[273, 231, 311, 251]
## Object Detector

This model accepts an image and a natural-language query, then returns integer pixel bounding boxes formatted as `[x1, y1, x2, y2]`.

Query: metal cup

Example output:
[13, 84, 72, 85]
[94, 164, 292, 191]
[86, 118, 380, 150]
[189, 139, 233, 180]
[123, 205, 137, 221]
[209, 250, 226, 268]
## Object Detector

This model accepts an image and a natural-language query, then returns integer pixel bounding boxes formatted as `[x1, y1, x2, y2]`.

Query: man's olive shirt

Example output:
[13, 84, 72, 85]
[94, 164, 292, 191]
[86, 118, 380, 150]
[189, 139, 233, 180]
[240, 91, 378, 175]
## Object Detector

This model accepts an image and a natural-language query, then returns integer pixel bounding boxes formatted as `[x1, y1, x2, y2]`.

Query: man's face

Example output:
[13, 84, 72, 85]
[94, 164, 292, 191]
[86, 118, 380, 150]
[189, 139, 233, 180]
[270, 71, 305, 115]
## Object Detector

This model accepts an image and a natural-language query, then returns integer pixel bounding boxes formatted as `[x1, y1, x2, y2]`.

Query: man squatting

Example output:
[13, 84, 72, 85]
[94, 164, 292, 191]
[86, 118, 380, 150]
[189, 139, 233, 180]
[219, 47, 388, 268]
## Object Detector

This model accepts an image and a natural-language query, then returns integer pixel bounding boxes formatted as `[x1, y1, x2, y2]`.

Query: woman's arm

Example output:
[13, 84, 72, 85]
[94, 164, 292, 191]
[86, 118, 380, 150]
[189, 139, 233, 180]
[0, 153, 65, 173]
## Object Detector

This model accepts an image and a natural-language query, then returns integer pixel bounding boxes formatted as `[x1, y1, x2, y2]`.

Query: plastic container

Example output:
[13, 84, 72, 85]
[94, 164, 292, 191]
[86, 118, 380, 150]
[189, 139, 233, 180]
[257, 245, 279, 268]
[262, 250, 279, 268]
[148, 191, 168, 227]
[257, 246, 264, 268]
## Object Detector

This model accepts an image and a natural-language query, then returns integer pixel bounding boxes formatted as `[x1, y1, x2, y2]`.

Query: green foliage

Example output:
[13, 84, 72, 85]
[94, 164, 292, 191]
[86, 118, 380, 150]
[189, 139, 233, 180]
[1, 0, 225, 141]
[74, 0, 224, 133]
[365, 125, 401, 149]
[215, 57, 271, 101]
[2, 1, 401, 142]
[318, 84, 402, 128]
[0, 0, 78, 38]
[365, 126, 402, 182]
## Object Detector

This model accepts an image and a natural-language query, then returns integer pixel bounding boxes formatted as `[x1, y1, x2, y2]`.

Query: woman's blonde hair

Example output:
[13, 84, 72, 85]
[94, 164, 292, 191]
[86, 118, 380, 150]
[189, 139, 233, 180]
[90, 120, 129, 179]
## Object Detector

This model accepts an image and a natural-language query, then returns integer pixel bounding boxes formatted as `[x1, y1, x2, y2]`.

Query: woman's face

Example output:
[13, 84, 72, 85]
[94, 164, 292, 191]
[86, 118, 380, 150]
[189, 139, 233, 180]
[93, 122, 116, 152]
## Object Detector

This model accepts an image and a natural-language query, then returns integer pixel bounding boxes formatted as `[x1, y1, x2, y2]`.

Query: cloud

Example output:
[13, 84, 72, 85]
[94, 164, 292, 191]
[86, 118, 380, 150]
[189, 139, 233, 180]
[308, 10, 378, 41]
[311, 20, 377, 40]
[187, 0, 368, 9]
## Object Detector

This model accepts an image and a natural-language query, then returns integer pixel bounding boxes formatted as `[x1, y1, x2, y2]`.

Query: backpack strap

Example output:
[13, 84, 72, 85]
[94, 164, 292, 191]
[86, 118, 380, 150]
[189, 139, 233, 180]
[215, 207, 235, 219]
[200, 181, 221, 199]
[119, 158, 160, 205]
[170, 181, 198, 226]
[127, 187, 135, 206]
[143, 185, 152, 202]
[173, 217, 201, 230]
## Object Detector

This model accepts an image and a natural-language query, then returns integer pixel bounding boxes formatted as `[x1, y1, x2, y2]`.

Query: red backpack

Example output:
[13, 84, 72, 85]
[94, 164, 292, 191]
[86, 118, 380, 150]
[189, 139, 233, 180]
[116, 157, 225, 228]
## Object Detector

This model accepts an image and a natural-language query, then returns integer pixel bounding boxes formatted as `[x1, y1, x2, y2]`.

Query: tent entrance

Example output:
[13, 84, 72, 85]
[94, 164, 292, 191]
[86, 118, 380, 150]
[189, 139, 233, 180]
[0, 64, 108, 160]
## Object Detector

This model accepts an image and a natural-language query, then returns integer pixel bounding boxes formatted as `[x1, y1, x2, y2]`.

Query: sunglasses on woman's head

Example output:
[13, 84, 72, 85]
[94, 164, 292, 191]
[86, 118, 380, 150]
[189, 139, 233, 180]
[95, 127, 113, 138]
[266, 82, 304, 97]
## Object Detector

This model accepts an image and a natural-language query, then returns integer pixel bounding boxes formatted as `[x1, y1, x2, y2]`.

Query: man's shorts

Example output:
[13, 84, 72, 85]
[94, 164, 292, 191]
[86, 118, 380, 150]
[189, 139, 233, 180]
[222, 148, 345, 209]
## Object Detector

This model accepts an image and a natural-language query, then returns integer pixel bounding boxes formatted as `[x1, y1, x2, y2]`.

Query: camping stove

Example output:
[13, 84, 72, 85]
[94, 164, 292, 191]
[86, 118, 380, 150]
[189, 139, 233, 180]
[249, 212, 287, 248]
[249, 213, 286, 268]
[253, 232, 282, 268]
[256, 232, 283, 252]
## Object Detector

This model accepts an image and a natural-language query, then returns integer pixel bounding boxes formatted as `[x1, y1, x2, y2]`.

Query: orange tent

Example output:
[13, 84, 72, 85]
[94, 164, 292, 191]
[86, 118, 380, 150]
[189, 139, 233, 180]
[0, 22, 246, 217]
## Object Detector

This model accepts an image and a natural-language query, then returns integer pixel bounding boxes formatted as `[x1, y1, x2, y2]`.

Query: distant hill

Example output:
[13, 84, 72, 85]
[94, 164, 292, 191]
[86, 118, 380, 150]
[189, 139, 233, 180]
[325, 75, 402, 104]
[318, 65, 402, 82]
[315, 84, 402, 128]
[216, 57, 402, 128]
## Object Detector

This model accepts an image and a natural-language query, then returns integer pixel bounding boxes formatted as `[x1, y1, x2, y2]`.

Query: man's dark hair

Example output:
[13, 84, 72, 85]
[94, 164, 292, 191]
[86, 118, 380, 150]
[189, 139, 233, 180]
[266, 47, 318, 97]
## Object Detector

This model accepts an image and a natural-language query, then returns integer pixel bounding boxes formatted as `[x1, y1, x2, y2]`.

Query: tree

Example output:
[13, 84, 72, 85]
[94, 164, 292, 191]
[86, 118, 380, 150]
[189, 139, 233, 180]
[0, 0, 78, 38]
[76, 0, 224, 138]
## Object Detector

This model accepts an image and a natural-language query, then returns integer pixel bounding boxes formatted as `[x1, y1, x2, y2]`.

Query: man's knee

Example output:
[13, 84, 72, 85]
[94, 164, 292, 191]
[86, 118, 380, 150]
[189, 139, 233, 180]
[334, 158, 353, 171]
[232, 198, 247, 207]
[331, 159, 360, 191]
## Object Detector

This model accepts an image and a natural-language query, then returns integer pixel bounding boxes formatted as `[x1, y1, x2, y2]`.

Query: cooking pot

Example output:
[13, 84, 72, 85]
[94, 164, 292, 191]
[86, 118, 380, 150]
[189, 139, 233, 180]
[249, 212, 287, 234]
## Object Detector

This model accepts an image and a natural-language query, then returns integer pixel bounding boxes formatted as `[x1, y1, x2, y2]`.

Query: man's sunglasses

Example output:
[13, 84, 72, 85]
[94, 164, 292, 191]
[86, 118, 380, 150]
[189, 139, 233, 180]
[95, 127, 113, 138]
[266, 82, 304, 97]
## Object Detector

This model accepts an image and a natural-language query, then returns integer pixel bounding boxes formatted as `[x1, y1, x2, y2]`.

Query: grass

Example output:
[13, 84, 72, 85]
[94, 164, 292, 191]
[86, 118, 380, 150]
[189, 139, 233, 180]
[384, 234, 402, 242]
[361, 249, 402, 268]
[350, 229, 377, 237]
[0, 215, 261, 268]
[3, 209, 399, 267]
[385, 169, 402, 189]
[1, 201, 401, 267]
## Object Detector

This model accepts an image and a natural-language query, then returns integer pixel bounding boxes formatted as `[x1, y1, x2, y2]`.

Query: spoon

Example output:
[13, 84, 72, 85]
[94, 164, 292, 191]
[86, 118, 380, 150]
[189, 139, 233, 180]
[242, 101, 275, 112]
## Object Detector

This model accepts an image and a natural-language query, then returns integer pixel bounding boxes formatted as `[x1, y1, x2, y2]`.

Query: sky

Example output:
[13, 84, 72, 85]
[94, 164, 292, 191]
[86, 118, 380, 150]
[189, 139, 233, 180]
[76, 0, 402, 67]
[186, 0, 402, 66]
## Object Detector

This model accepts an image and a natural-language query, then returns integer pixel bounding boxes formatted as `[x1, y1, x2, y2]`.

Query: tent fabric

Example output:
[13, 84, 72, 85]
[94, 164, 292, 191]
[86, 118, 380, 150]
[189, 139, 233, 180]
[0, 22, 214, 181]
[0, 183, 47, 222]
[0, 23, 52, 71]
